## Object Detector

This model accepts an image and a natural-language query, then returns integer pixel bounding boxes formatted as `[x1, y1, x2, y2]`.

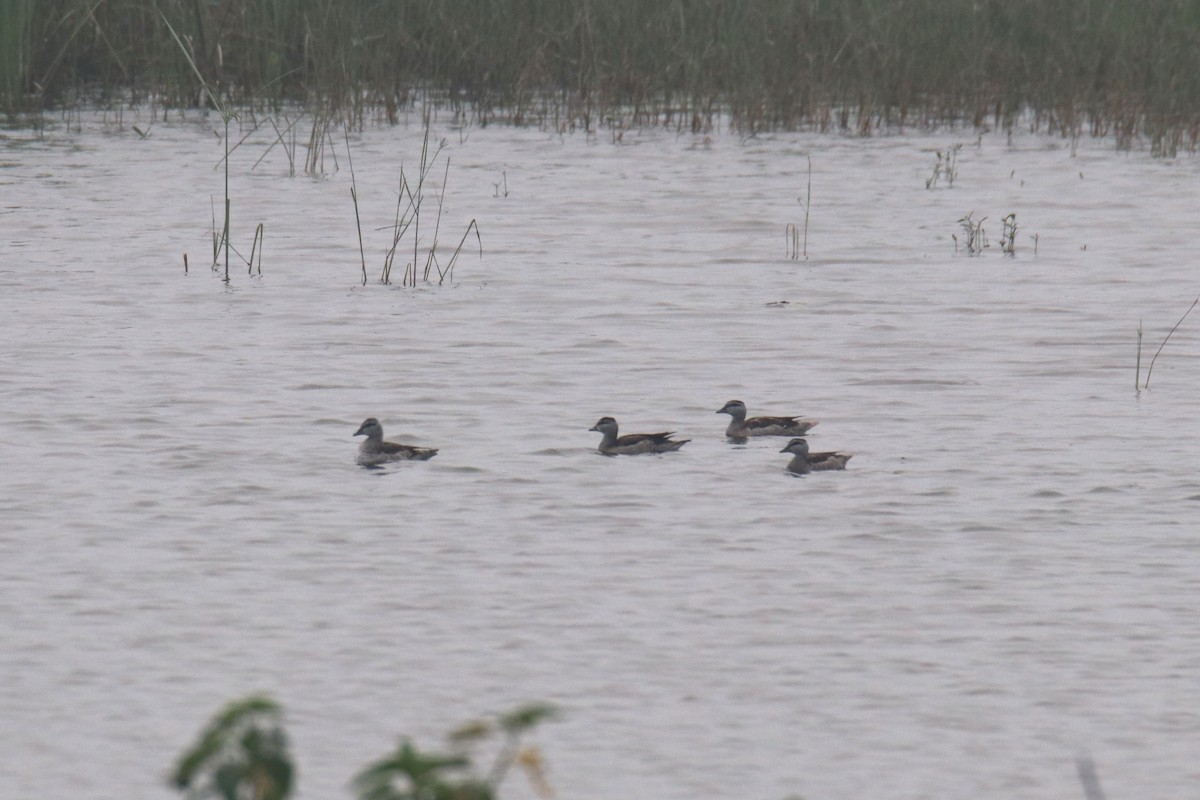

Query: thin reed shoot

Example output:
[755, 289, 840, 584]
[786, 155, 812, 261]
[1135, 321, 1144, 391]
[1143, 295, 1199, 389]
[345, 127, 368, 286]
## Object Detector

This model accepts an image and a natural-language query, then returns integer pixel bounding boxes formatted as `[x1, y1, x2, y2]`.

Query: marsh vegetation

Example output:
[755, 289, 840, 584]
[5, 0, 1200, 153]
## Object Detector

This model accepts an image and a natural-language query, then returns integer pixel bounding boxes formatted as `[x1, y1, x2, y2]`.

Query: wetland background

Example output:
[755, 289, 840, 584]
[2, 2, 1200, 799]
[6, 0, 1200, 153]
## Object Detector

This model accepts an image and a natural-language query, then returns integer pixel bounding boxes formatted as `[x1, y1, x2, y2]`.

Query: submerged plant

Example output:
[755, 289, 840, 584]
[925, 144, 961, 189]
[1000, 213, 1017, 256]
[955, 212, 988, 256]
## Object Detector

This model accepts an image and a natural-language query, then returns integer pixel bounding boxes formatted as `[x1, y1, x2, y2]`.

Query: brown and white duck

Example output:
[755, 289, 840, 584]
[353, 417, 438, 466]
[716, 399, 818, 439]
[780, 437, 852, 475]
[589, 416, 689, 455]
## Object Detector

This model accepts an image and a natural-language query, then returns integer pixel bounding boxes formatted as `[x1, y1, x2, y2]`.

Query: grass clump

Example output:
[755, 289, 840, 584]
[161, 9, 264, 281]
[348, 116, 482, 287]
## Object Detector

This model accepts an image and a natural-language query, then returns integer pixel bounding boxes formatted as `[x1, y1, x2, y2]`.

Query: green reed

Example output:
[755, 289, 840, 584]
[8, 0, 1200, 151]
[786, 155, 811, 261]
[161, 9, 269, 281]
[352, 116, 482, 287]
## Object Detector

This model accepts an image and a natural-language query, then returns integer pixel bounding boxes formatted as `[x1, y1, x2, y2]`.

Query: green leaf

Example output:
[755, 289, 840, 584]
[171, 728, 226, 788]
[447, 720, 492, 744]
[498, 703, 558, 734]
[170, 695, 292, 800]
[214, 762, 248, 800]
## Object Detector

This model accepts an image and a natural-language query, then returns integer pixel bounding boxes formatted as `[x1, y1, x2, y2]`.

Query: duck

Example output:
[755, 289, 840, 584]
[780, 437, 852, 475]
[716, 399, 818, 439]
[589, 416, 689, 455]
[353, 417, 438, 466]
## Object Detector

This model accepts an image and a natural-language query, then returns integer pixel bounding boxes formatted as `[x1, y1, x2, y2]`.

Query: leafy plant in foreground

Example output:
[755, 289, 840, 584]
[353, 703, 558, 800]
[171, 697, 557, 800]
[171, 695, 294, 800]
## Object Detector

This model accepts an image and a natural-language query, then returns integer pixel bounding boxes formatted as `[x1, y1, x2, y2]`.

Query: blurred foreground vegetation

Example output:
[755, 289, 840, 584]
[171, 695, 557, 800]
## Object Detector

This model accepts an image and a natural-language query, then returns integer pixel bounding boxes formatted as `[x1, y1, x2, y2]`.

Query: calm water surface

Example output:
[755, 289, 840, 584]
[2, 111, 1199, 800]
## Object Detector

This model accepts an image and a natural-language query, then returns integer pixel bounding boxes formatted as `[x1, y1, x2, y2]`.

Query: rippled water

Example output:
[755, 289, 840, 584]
[2, 110, 1199, 800]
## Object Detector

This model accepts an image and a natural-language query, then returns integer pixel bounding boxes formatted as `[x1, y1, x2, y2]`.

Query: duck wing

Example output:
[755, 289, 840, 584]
[746, 414, 817, 430]
[379, 441, 439, 460]
[807, 451, 852, 470]
[616, 431, 678, 446]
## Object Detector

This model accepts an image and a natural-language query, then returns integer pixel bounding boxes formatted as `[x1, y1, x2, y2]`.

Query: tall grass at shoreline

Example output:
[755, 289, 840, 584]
[6, 1, 1200, 151]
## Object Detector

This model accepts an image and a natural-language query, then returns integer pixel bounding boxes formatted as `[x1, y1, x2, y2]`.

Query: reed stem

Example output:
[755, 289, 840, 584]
[1144, 296, 1199, 389]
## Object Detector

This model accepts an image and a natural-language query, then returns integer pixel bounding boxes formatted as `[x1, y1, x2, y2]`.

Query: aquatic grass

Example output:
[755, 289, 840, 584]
[925, 143, 961, 190]
[257, 115, 301, 176]
[304, 106, 340, 176]
[12, 1, 1200, 151]
[160, 9, 233, 277]
[361, 116, 482, 287]
[786, 155, 811, 261]
[1000, 213, 1017, 257]
[162, 9, 269, 281]
[345, 126, 368, 286]
[955, 212, 988, 256]
[247, 223, 264, 276]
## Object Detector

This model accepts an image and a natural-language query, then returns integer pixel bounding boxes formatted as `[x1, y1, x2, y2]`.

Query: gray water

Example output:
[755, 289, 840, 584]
[2, 110, 1198, 800]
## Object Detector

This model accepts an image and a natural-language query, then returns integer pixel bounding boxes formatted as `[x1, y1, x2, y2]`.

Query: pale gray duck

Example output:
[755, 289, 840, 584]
[354, 417, 438, 466]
